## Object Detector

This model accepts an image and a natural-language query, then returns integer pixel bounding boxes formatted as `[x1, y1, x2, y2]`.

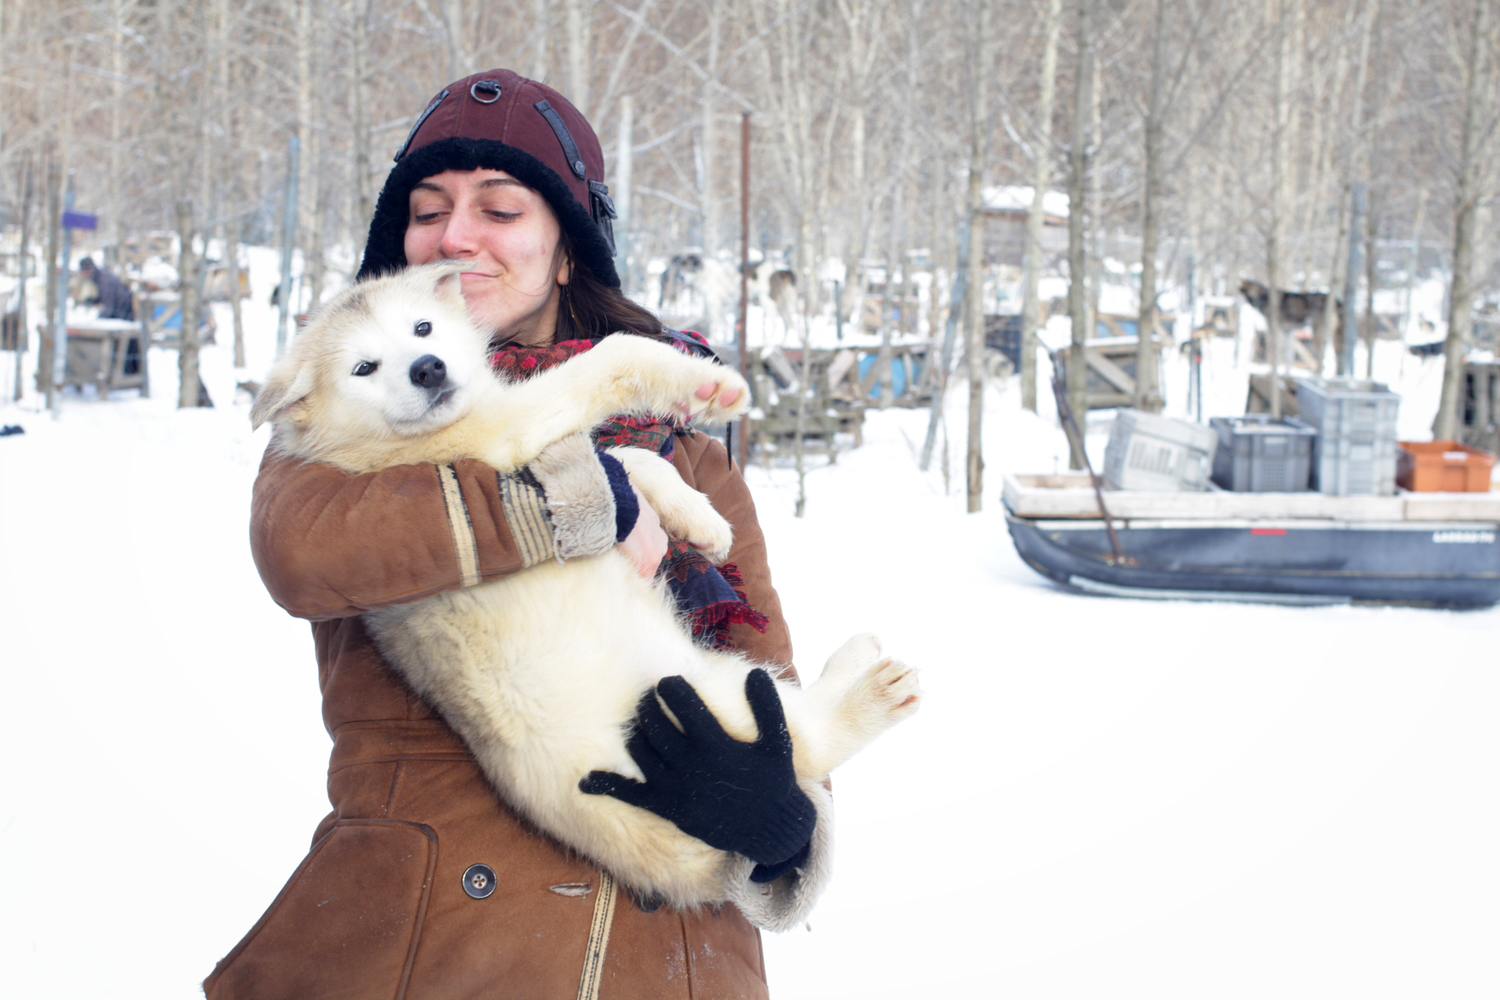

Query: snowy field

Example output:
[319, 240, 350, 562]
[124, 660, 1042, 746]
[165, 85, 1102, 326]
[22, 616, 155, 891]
[1, 261, 1496, 998]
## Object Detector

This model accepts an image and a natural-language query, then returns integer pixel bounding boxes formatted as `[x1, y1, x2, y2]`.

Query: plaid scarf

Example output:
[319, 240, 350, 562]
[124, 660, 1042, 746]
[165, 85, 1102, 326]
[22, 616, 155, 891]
[490, 333, 768, 650]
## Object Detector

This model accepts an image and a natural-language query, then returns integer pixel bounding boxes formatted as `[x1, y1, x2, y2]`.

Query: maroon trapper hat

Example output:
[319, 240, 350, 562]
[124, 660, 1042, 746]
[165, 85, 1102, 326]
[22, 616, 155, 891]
[358, 69, 619, 287]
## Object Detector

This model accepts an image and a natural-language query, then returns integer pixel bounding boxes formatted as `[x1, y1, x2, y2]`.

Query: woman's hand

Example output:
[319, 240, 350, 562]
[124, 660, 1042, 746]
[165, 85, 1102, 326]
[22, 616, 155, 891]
[615, 487, 668, 578]
[579, 669, 816, 870]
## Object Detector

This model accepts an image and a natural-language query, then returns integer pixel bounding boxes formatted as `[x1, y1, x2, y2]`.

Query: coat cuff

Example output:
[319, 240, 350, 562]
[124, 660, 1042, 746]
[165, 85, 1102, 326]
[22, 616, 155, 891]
[527, 433, 622, 562]
[727, 780, 835, 932]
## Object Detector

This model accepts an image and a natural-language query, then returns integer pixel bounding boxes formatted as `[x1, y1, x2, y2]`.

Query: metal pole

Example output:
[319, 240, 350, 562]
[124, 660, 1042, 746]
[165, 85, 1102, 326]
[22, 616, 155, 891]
[277, 136, 300, 358]
[736, 111, 750, 471]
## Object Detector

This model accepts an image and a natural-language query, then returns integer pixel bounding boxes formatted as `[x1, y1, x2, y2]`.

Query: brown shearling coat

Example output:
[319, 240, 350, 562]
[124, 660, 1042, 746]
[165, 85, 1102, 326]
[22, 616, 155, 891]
[205, 431, 795, 1000]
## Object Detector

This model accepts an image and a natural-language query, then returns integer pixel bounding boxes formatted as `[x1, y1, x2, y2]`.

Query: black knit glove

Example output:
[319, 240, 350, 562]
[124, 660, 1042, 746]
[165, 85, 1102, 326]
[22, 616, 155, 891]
[579, 669, 816, 869]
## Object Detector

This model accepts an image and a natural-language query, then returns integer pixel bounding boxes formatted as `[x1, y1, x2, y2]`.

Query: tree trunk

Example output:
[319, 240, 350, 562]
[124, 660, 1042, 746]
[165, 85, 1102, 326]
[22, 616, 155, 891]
[615, 95, 635, 291]
[176, 200, 203, 409]
[530, 0, 550, 80]
[227, 229, 246, 369]
[1133, 0, 1168, 412]
[13, 154, 32, 402]
[1433, 0, 1490, 440]
[1266, 0, 1289, 420]
[1021, 0, 1062, 413]
[351, 0, 374, 250]
[1066, 0, 1096, 469]
[566, 0, 590, 116]
[38, 152, 60, 401]
[1363, 193, 1379, 377]
[966, 0, 992, 514]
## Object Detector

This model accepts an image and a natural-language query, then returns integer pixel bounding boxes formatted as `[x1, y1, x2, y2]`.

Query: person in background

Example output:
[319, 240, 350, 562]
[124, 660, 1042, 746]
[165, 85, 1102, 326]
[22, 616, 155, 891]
[77, 256, 140, 375]
[77, 257, 135, 321]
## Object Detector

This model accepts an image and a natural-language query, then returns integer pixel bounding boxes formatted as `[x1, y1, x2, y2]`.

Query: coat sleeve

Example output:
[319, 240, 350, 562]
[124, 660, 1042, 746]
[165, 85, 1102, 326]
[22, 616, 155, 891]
[672, 433, 794, 677]
[250, 443, 618, 621]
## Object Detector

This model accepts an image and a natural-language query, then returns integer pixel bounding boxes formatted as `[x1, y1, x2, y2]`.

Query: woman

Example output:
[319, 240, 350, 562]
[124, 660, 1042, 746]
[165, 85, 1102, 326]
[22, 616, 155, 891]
[205, 70, 822, 1000]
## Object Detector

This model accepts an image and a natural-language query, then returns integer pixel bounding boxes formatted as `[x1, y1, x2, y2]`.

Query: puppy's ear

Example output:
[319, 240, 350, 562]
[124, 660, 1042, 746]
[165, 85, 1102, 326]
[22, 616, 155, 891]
[427, 259, 475, 304]
[250, 365, 316, 430]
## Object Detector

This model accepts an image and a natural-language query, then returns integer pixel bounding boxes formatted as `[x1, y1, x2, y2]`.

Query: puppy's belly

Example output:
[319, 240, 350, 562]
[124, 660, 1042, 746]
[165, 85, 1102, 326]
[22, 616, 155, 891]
[388, 553, 707, 780]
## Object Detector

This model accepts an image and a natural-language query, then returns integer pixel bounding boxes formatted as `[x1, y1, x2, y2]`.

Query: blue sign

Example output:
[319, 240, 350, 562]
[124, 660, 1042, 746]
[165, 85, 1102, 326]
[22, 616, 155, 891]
[62, 210, 98, 230]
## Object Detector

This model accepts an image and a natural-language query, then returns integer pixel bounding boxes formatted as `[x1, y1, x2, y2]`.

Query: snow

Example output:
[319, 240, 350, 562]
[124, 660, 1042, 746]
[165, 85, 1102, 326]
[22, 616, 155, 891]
[1, 255, 1496, 999]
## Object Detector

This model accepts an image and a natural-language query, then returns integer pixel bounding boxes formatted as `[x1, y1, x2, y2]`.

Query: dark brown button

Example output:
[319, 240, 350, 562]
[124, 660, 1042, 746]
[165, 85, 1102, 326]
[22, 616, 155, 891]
[462, 863, 497, 899]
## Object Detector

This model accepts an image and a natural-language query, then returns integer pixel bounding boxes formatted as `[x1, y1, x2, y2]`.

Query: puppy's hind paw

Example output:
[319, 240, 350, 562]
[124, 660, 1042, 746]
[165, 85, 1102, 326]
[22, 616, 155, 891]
[867, 656, 921, 721]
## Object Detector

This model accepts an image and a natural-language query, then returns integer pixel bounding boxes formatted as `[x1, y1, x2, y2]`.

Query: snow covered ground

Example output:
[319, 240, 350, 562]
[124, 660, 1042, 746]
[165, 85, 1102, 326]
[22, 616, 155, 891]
[0, 257, 1496, 998]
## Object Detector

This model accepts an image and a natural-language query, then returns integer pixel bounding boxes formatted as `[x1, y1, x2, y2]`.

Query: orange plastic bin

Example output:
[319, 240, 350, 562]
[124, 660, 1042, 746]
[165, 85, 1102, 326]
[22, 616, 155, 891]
[1396, 440, 1496, 492]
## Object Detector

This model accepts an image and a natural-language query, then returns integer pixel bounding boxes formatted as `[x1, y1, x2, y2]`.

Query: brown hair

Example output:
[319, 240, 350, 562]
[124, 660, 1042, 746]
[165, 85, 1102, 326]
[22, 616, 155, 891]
[553, 227, 674, 345]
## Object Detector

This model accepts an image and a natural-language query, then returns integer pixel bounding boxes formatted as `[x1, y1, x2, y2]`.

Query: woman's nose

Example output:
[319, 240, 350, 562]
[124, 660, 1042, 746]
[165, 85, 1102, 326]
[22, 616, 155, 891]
[437, 209, 478, 257]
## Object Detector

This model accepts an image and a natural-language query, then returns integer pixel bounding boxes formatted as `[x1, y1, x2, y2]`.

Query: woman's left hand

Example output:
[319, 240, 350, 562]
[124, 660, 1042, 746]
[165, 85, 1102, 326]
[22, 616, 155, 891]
[615, 487, 668, 578]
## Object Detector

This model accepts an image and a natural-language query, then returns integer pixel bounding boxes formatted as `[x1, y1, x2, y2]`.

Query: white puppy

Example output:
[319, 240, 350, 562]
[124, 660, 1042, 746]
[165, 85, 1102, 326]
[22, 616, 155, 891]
[250, 261, 920, 930]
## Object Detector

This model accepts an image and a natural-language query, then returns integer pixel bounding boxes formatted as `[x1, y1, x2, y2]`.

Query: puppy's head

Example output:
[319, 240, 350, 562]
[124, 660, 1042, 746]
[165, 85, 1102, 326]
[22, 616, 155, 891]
[251, 261, 488, 444]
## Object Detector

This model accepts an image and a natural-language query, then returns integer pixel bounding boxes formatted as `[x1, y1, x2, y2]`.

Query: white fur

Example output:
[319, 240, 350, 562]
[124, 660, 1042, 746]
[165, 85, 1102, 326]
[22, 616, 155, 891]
[253, 261, 920, 929]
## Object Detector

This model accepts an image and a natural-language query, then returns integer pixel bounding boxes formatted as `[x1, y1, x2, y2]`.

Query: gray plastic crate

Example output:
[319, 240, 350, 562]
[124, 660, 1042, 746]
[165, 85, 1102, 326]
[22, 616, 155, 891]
[1210, 415, 1316, 492]
[1293, 377, 1401, 496]
[1103, 409, 1218, 491]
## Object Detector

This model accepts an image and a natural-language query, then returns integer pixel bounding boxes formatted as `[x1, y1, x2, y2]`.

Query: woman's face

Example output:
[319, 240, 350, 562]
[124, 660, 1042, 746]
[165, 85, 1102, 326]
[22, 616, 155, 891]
[404, 169, 570, 346]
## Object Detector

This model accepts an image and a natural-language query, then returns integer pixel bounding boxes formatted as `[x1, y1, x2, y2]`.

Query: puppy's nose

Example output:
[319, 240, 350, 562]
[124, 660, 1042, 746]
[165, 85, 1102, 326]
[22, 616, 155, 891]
[409, 354, 447, 389]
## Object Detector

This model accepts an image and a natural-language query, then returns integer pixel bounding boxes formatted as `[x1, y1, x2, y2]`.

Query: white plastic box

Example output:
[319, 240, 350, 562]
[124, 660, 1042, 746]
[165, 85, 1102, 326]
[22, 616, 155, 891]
[1103, 409, 1218, 491]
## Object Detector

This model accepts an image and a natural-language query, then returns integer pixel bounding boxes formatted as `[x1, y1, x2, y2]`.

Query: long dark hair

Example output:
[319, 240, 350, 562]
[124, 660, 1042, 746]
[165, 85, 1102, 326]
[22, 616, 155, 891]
[552, 227, 674, 345]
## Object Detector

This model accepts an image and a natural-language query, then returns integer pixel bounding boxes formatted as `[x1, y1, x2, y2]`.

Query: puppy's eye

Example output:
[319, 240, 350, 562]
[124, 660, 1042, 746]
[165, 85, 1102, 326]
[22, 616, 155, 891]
[415, 321, 432, 337]
[352, 361, 379, 377]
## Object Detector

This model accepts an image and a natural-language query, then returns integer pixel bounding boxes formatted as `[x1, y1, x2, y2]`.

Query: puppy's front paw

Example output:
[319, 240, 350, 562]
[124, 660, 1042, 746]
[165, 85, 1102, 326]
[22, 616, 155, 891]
[653, 488, 733, 563]
[677, 368, 750, 425]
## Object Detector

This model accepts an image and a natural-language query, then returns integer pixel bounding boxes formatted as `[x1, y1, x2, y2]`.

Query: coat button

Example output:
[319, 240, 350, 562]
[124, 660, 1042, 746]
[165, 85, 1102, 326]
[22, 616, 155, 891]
[462, 863, 497, 899]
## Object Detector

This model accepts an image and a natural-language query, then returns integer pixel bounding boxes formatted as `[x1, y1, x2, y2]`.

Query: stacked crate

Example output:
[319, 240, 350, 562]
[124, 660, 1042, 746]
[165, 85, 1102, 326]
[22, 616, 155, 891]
[1292, 377, 1401, 496]
[1210, 415, 1317, 492]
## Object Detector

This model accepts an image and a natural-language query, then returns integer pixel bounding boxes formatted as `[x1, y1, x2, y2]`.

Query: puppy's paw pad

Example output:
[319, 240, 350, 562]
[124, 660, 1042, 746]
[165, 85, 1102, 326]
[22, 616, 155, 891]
[868, 657, 921, 718]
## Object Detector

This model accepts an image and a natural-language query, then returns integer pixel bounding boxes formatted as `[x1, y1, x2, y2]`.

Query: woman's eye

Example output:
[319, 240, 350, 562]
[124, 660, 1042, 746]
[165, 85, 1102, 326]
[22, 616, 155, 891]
[487, 211, 522, 221]
[414, 321, 432, 337]
[352, 361, 379, 377]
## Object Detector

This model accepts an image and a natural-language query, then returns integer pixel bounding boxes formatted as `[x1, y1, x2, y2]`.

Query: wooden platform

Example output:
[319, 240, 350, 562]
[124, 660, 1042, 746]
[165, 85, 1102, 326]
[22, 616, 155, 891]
[1002, 473, 1500, 522]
